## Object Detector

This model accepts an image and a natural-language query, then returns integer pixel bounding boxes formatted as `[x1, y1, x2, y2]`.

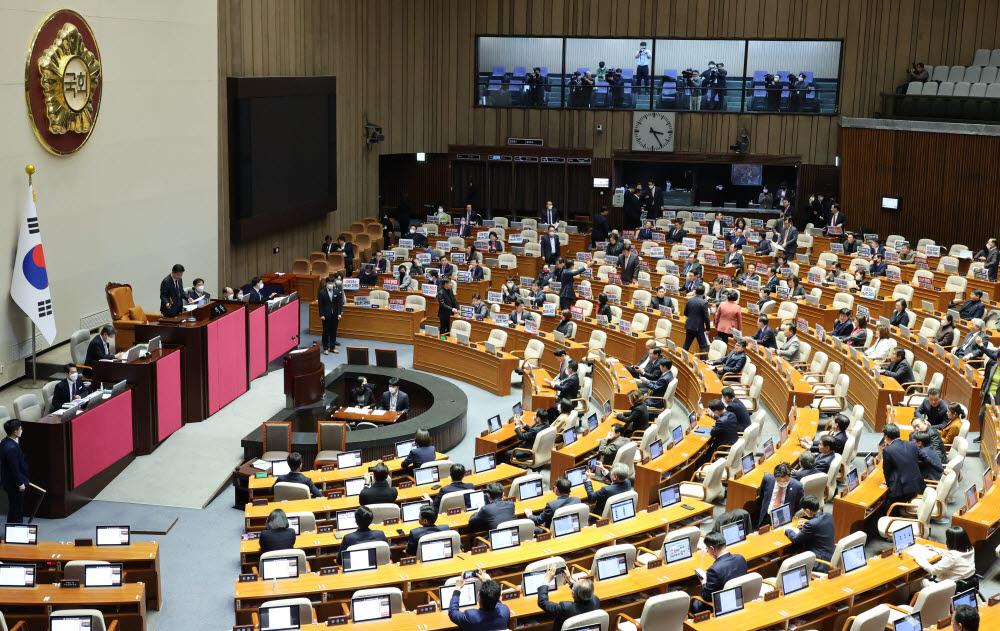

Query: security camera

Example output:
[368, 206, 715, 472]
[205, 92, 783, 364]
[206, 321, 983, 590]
[596, 124, 604, 133]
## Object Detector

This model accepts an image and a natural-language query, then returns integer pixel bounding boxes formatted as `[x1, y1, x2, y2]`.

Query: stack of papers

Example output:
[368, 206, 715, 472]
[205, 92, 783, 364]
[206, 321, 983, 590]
[250, 459, 270, 470]
[905, 545, 937, 563]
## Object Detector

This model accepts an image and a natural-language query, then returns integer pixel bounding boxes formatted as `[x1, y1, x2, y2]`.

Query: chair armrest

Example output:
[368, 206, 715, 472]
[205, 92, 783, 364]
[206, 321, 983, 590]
[475, 536, 491, 548]
[341, 603, 350, 615]
[840, 616, 857, 631]
[499, 580, 521, 594]
[9, 622, 25, 631]
[589, 513, 602, 522]
[680, 481, 707, 499]
[427, 592, 441, 606]
[146, 312, 162, 322]
[617, 613, 642, 630]
[637, 546, 660, 558]
[762, 578, 778, 588]
[252, 613, 260, 628]
[810, 384, 837, 393]
[887, 501, 919, 517]
[106, 623, 118, 631]
[510, 450, 536, 466]
[885, 517, 924, 537]
[510, 350, 526, 359]
[689, 596, 713, 613]
[569, 563, 591, 576]
[720, 372, 743, 381]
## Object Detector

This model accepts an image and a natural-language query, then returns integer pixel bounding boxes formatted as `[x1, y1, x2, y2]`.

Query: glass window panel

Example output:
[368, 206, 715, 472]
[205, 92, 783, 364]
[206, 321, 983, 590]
[744, 41, 842, 114]
[564, 38, 654, 110]
[476, 37, 564, 108]
[652, 40, 747, 112]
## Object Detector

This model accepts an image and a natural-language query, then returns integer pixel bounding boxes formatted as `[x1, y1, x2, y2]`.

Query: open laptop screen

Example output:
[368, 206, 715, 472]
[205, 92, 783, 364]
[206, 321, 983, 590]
[259, 604, 301, 631]
[563, 428, 577, 446]
[343, 547, 378, 572]
[712, 585, 744, 617]
[271, 460, 291, 476]
[473, 453, 496, 474]
[464, 490, 487, 512]
[395, 440, 415, 459]
[337, 450, 363, 469]
[440, 583, 477, 608]
[672, 425, 684, 445]
[489, 526, 520, 551]
[953, 588, 978, 611]
[522, 568, 558, 596]
[344, 477, 365, 497]
[351, 595, 392, 623]
[336, 510, 358, 532]
[419, 538, 454, 562]
[486, 415, 502, 433]
[401, 501, 424, 523]
[595, 552, 629, 581]
[261, 556, 299, 580]
[83, 563, 123, 587]
[846, 468, 859, 492]
[659, 484, 680, 508]
[553, 513, 581, 538]
[588, 413, 599, 431]
[893, 523, 916, 553]
[648, 439, 664, 460]
[96, 526, 130, 546]
[892, 613, 921, 631]
[770, 503, 792, 528]
[610, 498, 635, 523]
[741, 454, 755, 475]
[0, 563, 35, 587]
[5, 524, 37, 545]
[565, 465, 587, 487]
[518, 478, 544, 501]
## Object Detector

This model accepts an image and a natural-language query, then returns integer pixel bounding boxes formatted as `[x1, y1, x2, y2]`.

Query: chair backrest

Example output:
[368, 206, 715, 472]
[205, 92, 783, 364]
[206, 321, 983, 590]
[437, 490, 468, 515]
[706, 339, 727, 362]
[847, 603, 891, 631]
[831, 531, 867, 569]
[416, 530, 462, 561]
[800, 473, 828, 510]
[600, 490, 638, 520]
[590, 543, 637, 576]
[832, 292, 854, 311]
[563, 610, 610, 631]
[317, 421, 347, 454]
[369, 290, 390, 307]
[260, 549, 308, 575]
[286, 511, 316, 533]
[724, 571, 763, 600]
[654, 318, 672, 341]
[366, 503, 401, 524]
[488, 329, 508, 348]
[911, 578, 956, 625]
[631, 312, 649, 333]
[41, 380, 57, 412]
[49, 610, 107, 631]
[274, 482, 311, 502]
[774, 552, 816, 591]
[510, 472, 545, 500]
[589, 330, 607, 350]
[892, 284, 914, 302]
[13, 394, 42, 422]
[351, 587, 405, 615]
[70, 329, 91, 365]
[404, 295, 426, 311]
[574, 300, 594, 317]
[610, 442, 638, 477]
[633, 591, 689, 629]
[0, 405, 9, 423]
[451, 320, 472, 338]
[743, 422, 762, 453]
[702, 458, 727, 502]
[497, 518, 536, 543]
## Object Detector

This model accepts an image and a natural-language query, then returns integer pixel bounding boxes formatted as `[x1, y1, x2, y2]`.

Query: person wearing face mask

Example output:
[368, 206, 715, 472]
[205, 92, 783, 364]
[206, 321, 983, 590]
[437, 278, 460, 333]
[379, 377, 409, 419]
[791, 72, 809, 112]
[396, 265, 414, 291]
[336, 236, 354, 275]
[321, 234, 336, 255]
[541, 227, 561, 264]
[535, 264, 553, 288]
[935, 313, 956, 347]
[50, 363, 90, 413]
[222, 286, 240, 301]
[352, 377, 376, 407]
[317, 274, 344, 354]
[1, 420, 30, 523]
[461, 204, 480, 226]
[246, 276, 266, 301]
[368, 251, 388, 274]
[407, 225, 428, 249]
[85, 325, 124, 367]
[457, 217, 471, 238]
[357, 262, 379, 287]
[757, 186, 773, 209]
[501, 277, 520, 304]
[436, 204, 450, 224]
[541, 201, 560, 227]
[185, 277, 211, 303]
[757, 462, 803, 527]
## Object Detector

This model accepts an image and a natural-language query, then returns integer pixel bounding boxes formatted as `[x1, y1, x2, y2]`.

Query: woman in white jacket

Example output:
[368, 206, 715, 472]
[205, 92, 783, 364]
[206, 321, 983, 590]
[914, 526, 976, 587]
[864, 325, 893, 360]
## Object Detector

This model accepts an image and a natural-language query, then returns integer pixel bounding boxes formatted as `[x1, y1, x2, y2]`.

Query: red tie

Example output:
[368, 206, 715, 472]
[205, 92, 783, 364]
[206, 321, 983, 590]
[771, 484, 785, 512]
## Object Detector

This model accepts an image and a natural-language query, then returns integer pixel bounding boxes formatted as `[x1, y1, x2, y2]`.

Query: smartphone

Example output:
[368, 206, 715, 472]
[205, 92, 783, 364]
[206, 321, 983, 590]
[588, 458, 598, 472]
[462, 570, 477, 579]
[431, 484, 442, 491]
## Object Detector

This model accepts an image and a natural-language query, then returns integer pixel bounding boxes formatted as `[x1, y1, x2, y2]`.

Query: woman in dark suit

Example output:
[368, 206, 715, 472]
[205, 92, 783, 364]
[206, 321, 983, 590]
[615, 389, 649, 436]
[351, 377, 376, 407]
[596, 293, 613, 320]
[401, 429, 436, 470]
[259, 509, 296, 553]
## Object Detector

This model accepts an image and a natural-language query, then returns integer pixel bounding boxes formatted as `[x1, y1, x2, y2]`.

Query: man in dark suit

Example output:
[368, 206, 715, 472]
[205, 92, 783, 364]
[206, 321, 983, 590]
[317, 274, 344, 355]
[321, 234, 336, 254]
[159, 263, 189, 317]
[707, 211, 726, 236]
[757, 463, 803, 528]
[802, 414, 849, 455]
[724, 243, 745, 275]
[369, 252, 388, 274]
[405, 505, 449, 556]
[456, 218, 472, 238]
[623, 185, 642, 229]
[526, 477, 581, 534]
[693, 531, 748, 613]
[831, 309, 854, 339]
[541, 201, 560, 227]
[620, 245, 640, 284]
[638, 360, 673, 402]
[707, 399, 740, 453]
[763, 266, 780, 293]
[880, 348, 915, 385]
[752, 315, 777, 349]
[583, 462, 632, 518]
[912, 431, 944, 482]
[336, 506, 388, 565]
[814, 435, 837, 473]
[50, 364, 89, 412]
[379, 377, 410, 419]
[711, 340, 747, 378]
[976, 238, 1000, 281]
[667, 218, 687, 243]
[784, 495, 835, 568]
[591, 207, 610, 247]
[437, 278, 460, 334]
[778, 217, 799, 259]
[84, 325, 120, 367]
[273, 452, 322, 498]
[541, 227, 561, 264]
[247, 276, 265, 301]
[792, 452, 822, 482]
[682, 286, 711, 352]
[645, 181, 661, 213]
[826, 203, 847, 233]
[538, 565, 600, 631]
[448, 570, 510, 630]
[870, 253, 887, 277]
[0, 420, 29, 523]
[551, 360, 580, 401]
[510, 410, 550, 463]
[437, 255, 456, 279]
[462, 204, 481, 226]
[957, 290, 986, 322]
[336, 236, 355, 275]
[468, 482, 515, 532]
[359, 462, 398, 506]
[681, 271, 700, 295]
[881, 422, 929, 508]
[426, 463, 474, 511]
[628, 342, 662, 379]
[721, 387, 752, 431]
[637, 220, 655, 240]
[553, 258, 585, 309]
[682, 253, 704, 278]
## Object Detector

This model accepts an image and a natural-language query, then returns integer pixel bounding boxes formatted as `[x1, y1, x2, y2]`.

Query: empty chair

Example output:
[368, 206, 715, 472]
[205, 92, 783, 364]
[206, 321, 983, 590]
[615, 592, 689, 631]
[274, 482, 311, 502]
[404, 295, 426, 311]
[260, 549, 308, 575]
[450, 320, 472, 339]
[930, 66, 949, 82]
[684, 458, 726, 503]
[12, 394, 42, 422]
[905, 81, 923, 95]
[947, 66, 965, 83]
[365, 504, 401, 524]
[49, 611, 111, 631]
[981, 65, 998, 83]
[562, 610, 610, 631]
[831, 293, 854, 311]
[351, 587, 405, 615]
[973, 49, 991, 67]
[877, 488, 936, 538]
[842, 604, 891, 631]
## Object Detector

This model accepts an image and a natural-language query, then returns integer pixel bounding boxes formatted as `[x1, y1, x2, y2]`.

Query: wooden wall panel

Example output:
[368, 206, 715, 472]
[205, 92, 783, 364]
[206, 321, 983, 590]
[841, 126, 1000, 248]
[219, 0, 1000, 283]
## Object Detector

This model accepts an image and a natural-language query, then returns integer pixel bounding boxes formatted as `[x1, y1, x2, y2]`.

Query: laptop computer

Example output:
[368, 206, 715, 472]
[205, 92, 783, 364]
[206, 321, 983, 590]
[565, 466, 587, 488]
[96, 525, 130, 546]
[712, 585, 745, 617]
[414, 466, 439, 486]
[401, 501, 424, 523]
[770, 503, 792, 528]
[552, 512, 581, 538]
[419, 538, 454, 562]
[83, 563, 123, 587]
[519, 479, 543, 501]
[424, 324, 440, 337]
[953, 588, 978, 611]
[337, 450, 363, 469]
[344, 477, 365, 497]
[271, 460, 291, 476]
[893, 523, 916, 553]
[489, 525, 520, 550]
[659, 484, 681, 508]
[261, 556, 300, 580]
[464, 490, 487, 512]
[595, 552, 630, 581]
[4, 524, 37, 545]
[395, 439, 416, 459]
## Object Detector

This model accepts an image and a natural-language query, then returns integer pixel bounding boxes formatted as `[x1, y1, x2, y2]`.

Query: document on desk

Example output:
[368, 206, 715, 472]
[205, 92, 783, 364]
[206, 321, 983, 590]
[251, 459, 270, 470]
[370, 410, 387, 416]
[905, 545, 937, 563]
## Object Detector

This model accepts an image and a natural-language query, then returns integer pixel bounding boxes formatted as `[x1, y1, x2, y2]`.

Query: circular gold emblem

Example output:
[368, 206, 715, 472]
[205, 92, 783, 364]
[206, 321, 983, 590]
[25, 10, 103, 155]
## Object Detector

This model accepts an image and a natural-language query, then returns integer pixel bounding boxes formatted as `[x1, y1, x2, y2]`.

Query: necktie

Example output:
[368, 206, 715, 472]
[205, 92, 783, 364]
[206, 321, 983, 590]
[771, 484, 785, 512]
[71, 381, 76, 397]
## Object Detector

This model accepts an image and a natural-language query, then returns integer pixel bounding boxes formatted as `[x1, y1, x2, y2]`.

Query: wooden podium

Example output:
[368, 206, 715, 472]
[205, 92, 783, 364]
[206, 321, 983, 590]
[284, 343, 324, 408]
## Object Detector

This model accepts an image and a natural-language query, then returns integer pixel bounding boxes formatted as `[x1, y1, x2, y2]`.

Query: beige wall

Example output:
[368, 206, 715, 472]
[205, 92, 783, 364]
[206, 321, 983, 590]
[0, 1, 217, 386]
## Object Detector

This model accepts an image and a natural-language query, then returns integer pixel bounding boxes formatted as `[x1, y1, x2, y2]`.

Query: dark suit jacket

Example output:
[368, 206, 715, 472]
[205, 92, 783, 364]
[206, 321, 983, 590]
[438, 288, 459, 318]
[553, 373, 580, 400]
[449, 593, 510, 630]
[684, 296, 711, 333]
[433, 481, 475, 511]
[832, 320, 854, 338]
[0, 436, 29, 492]
[917, 445, 944, 482]
[530, 495, 582, 528]
[792, 467, 822, 482]
[814, 451, 835, 473]
[726, 397, 752, 431]
[883, 359, 915, 385]
[510, 309, 532, 326]
[380, 390, 410, 417]
[351, 386, 376, 407]
[321, 242, 336, 254]
[616, 403, 649, 435]
[275, 471, 322, 498]
[958, 300, 986, 322]
[584, 478, 632, 517]
[870, 261, 887, 277]
[557, 266, 585, 300]
[710, 411, 741, 451]
[541, 235, 561, 262]
[317, 285, 344, 318]
[785, 511, 835, 564]
[637, 228, 654, 240]
[537, 584, 601, 631]
[259, 527, 297, 553]
[542, 208, 561, 226]
[336, 528, 388, 565]
[592, 214, 610, 246]
[469, 265, 485, 281]
[437, 263, 455, 278]
[51, 378, 89, 413]
[405, 524, 448, 556]
[713, 351, 746, 374]
[916, 399, 949, 428]
[682, 261, 704, 278]
[753, 326, 777, 349]
[667, 227, 687, 243]
[757, 474, 804, 526]
[621, 253, 640, 284]
[882, 439, 927, 499]
[159, 275, 185, 317]
[468, 498, 516, 531]
[401, 445, 436, 470]
[369, 257, 388, 273]
[359, 481, 398, 506]
[780, 226, 800, 257]
[84, 335, 114, 366]
[695, 553, 748, 612]
[643, 370, 673, 399]
[515, 421, 549, 450]
[247, 288, 264, 302]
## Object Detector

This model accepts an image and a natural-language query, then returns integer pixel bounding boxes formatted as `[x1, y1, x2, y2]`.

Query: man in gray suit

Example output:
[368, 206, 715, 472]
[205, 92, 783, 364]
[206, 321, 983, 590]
[954, 319, 986, 361]
[777, 322, 801, 362]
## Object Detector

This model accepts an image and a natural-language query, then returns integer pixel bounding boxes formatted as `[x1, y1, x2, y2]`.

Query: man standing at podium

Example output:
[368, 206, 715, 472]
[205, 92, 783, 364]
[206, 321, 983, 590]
[159, 264, 190, 317]
[317, 274, 344, 355]
[0, 420, 29, 524]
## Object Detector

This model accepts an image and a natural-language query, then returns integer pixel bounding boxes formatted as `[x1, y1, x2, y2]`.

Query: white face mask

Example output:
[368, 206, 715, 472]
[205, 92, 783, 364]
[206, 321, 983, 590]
[327, 284, 335, 290]
[437, 207, 443, 212]
[336, 279, 342, 285]
[195, 286, 204, 294]
[256, 282, 263, 290]
[225, 293, 234, 300]
[507, 282, 514, 288]
[69, 372, 79, 381]
[410, 228, 415, 233]
[389, 387, 398, 394]
[776, 480, 789, 489]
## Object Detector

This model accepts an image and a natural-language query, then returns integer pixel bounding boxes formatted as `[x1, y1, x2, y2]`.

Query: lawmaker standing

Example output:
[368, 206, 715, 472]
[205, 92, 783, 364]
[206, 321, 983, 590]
[159, 263, 189, 317]
[437, 278, 460, 334]
[0, 420, 29, 524]
[317, 274, 344, 355]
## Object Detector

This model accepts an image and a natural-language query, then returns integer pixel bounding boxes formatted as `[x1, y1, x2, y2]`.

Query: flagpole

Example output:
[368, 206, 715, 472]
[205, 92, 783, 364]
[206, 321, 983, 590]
[26, 165, 37, 387]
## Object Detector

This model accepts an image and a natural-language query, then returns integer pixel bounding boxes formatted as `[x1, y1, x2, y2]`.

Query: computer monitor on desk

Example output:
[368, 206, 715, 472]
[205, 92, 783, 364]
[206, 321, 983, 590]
[0, 563, 35, 587]
[464, 490, 487, 512]
[270, 460, 291, 476]
[780, 565, 809, 595]
[259, 603, 301, 630]
[440, 582, 477, 608]
[337, 450, 363, 469]
[842, 543, 867, 573]
[892, 612, 921, 631]
[111, 379, 127, 396]
[261, 556, 299, 580]
[4, 524, 36, 545]
[96, 525, 130, 546]
[343, 547, 378, 572]
[712, 585, 744, 617]
[84, 563, 123, 587]
[49, 616, 99, 631]
[414, 466, 439, 486]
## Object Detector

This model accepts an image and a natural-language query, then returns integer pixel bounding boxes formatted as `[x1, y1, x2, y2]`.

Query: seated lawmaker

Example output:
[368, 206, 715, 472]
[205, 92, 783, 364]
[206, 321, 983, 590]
[912, 431, 944, 482]
[405, 504, 449, 556]
[400, 429, 435, 470]
[510, 301, 532, 326]
[650, 286, 674, 313]
[359, 462, 398, 505]
[637, 220, 655, 240]
[357, 262, 379, 287]
[595, 423, 629, 467]
[525, 476, 581, 534]
[247, 276, 265, 301]
[792, 452, 821, 481]
[336, 506, 388, 565]
[554, 309, 575, 338]
[721, 387, 751, 431]
[510, 410, 550, 463]
[527, 281, 546, 308]
[692, 532, 748, 613]
[584, 462, 632, 518]
[638, 359, 673, 401]
[751, 315, 777, 349]
[426, 463, 474, 510]
[710, 339, 747, 378]
[757, 463, 803, 527]
[351, 377, 376, 407]
[273, 452, 322, 498]
[260, 508, 297, 553]
[628, 342, 661, 379]
[911, 417, 948, 462]
[50, 364, 89, 412]
[879, 348, 915, 385]
[379, 377, 410, 419]
[707, 399, 740, 452]
[783, 494, 834, 568]
[955, 289, 986, 321]
[468, 482, 515, 532]
[186, 277, 210, 302]
[369, 251, 388, 274]
[85, 325, 124, 366]
[800, 413, 849, 455]
[831, 308, 854, 339]
[814, 435, 837, 473]
[615, 390, 649, 436]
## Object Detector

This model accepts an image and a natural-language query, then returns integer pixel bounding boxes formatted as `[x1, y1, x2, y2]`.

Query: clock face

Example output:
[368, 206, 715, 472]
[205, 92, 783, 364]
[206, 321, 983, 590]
[632, 111, 675, 152]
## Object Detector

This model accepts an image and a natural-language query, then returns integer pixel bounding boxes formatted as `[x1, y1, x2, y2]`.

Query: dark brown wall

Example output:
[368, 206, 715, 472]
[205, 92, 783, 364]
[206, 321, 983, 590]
[841, 126, 1000, 248]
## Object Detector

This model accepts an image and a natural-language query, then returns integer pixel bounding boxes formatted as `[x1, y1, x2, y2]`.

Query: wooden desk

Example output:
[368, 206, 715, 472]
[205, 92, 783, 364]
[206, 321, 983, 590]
[0, 583, 146, 631]
[549, 412, 620, 483]
[20, 389, 135, 518]
[0, 541, 161, 610]
[634, 413, 715, 505]
[952, 406, 1000, 545]
[475, 411, 540, 457]
[92, 346, 183, 455]
[684, 540, 940, 631]
[244, 464, 525, 530]
[589, 358, 640, 411]
[412, 332, 519, 396]
[522, 367, 557, 411]
[318, 303, 423, 344]
[726, 408, 820, 513]
[462, 318, 588, 372]
[331, 406, 402, 425]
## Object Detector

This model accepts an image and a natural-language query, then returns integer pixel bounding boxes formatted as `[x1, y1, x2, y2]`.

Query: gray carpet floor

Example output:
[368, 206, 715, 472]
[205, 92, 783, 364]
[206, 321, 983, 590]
[6, 301, 1000, 629]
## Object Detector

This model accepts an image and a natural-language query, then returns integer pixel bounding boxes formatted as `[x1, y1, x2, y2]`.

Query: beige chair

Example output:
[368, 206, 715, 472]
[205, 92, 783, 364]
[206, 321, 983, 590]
[12, 394, 42, 422]
[417, 530, 461, 561]
[0, 405, 9, 423]
[498, 253, 518, 269]
[366, 503, 401, 524]
[892, 283, 914, 302]
[345, 540, 392, 567]
[819, 532, 867, 574]
[587, 330, 608, 359]
[684, 458, 726, 503]
[631, 312, 649, 333]
[724, 572, 763, 600]
[274, 482, 311, 502]
[368, 290, 390, 307]
[49, 610, 110, 631]
[831, 293, 854, 311]
[574, 299, 594, 317]
[573, 543, 636, 578]
[598, 490, 638, 520]
[616, 592, 689, 631]
[487, 329, 508, 349]
[632, 289, 652, 307]
[841, 604, 891, 631]
[450, 320, 472, 339]
[41, 381, 57, 413]
[761, 552, 816, 594]
[405, 295, 426, 310]
[888, 579, 956, 626]
[563, 610, 610, 631]
[800, 473, 828, 511]
[877, 488, 937, 538]
[496, 518, 535, 543]
[351, 587, 405, 614]
[654, 318, 672, 345]
[510, 427, 557, 469]
[259, 549, 308, 575]
[510, 473, 544, 500]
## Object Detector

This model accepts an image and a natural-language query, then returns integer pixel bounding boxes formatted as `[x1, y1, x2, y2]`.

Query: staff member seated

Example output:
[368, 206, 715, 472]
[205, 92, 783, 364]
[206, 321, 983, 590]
[400, 429, 435, 470]
[468, 482, 515, 532]
[879, 348, 915, 385]
[351, 377, 376, 407]
[525, 476, 581, 534]
[615, 390, 649, 435]
[379, 377, 410, 419]
[186, 277, 210, 302]
[757, 463, 803, 527]
[692, 532, 748, 613]
[448, 569, 509, 630]
[259, 508, 297, 553]
[85, 325, 124, 366]
[359, 462, 398, 505]
[50, 364, 89, 413]
[783, 494, 834, 568]
[335, 506, 388, 565]
[357, 263, 379, 287]
[583, 462, 632, 518]
[405, 504, 449, 556]
[273, 452, 322, 498]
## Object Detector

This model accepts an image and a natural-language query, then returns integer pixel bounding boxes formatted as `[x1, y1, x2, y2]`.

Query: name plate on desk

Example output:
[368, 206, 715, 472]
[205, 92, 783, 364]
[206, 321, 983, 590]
[537, 533, 552, 542]
[318, 525, 333, 533]
[693, 612, 711, 623]
[321, 465, 335, 472]
[326, 615, 349, 625]
[448, 508, 462, 515]
[758, 524, 771, 534]
[234, 626, 254, 631]
[399, 481, 413, 489]
[417, 604, 437, 614]
[400, 556, 417, 566]
[596, 518, 610, 527]
[647, 558, 664, 569]
[238, 573, 257, 582]
[764, 590, 780, 602]
[828, 567, 843, 579]
[472, 545, 488, 555]
[503, 590, 520, 601]
[74, 538, 93, 546]
[880, 548, 895, 558]
[382, 517, 399, 525]
[321, 566, 339, 575]
[60, 579, 81, 588]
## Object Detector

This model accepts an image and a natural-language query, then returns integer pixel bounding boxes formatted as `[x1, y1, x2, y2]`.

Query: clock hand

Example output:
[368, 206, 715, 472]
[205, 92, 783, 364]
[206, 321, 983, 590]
[649, 127, 663, 137]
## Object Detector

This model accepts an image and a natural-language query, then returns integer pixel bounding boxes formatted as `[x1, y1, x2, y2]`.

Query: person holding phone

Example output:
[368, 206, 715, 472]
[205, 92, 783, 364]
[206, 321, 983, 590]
[537, 563, 600, 631]
[449, 569, 510, 630]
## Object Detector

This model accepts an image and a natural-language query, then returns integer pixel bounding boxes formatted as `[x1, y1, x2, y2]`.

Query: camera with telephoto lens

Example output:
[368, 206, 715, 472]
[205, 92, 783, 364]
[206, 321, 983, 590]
[681, 69, 694, 80]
